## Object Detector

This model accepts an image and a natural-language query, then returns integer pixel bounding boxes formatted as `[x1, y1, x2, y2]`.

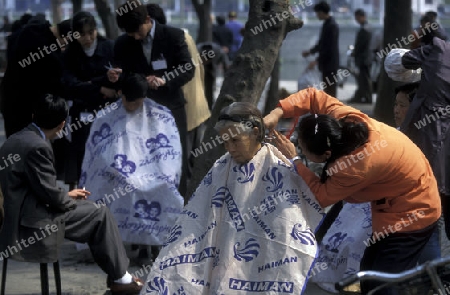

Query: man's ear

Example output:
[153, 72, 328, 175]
[145, 15, 151, 24]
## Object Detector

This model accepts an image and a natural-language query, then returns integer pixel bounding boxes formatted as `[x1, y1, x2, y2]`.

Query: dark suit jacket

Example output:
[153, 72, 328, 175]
[354, 23, 373, 67]
[310, 16, 340, 73]
[114, 22, 194, 110]
[62, 36, 117, 111]
[0, 124, 76, 262]
[213, 24, 233, 50]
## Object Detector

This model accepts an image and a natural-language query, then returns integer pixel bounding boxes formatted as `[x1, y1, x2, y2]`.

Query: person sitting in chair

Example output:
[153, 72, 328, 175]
[0, 94, 143, 294]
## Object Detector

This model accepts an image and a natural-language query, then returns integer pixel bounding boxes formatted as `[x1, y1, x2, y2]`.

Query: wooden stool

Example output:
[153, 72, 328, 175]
[1, 258, 61, 295]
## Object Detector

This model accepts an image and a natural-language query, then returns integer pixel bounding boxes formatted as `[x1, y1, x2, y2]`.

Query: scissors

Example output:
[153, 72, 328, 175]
[104, 62, 119, 72]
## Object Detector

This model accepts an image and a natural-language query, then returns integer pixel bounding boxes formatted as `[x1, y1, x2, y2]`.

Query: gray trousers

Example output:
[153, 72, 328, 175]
[64, 201, 129, 280]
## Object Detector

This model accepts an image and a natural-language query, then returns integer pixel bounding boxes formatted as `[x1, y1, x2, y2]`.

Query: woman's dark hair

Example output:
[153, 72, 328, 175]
[121, 73, 148, 101]
[72, 11, 96, 34]
[57, 19, 72, 38]
[215, 102, 265, 142]
[314, 1, 331, 14]
[146, 4, 166, 25]
[32, 94, 69, 129]
[395, 82, 420, 102]
[298, 114, 369, 182]
[116, 1, 148, 33]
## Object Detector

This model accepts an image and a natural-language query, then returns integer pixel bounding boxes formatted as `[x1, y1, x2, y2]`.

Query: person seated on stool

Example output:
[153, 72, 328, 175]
[0, 94, 143, 294]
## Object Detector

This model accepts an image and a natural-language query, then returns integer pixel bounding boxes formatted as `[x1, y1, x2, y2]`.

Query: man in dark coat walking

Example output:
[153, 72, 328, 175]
[302, 1, 340, 97]
[350, 9, 373, 103]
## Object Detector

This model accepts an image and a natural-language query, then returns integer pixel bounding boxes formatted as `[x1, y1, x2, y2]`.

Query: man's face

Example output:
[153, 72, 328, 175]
[315, 11, 326, 21]
[78, 25, 97, 49]
[127, 16, 152, 40]
[355, 15, 365, 25]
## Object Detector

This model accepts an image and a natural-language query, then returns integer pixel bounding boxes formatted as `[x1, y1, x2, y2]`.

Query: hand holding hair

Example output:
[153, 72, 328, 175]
[263, 107, 284, 134]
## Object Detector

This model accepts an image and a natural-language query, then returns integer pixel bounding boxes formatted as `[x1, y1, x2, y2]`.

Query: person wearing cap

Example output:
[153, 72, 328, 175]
[225, 11, 244, 61]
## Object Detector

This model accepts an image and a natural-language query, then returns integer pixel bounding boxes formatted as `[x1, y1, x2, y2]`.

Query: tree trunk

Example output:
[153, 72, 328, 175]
[264, 53, 280, 116]
[186, 0, 303, 198]
[51, 0, 63, 24]
[191, 0, 212, 43]
[94, 0, 118, 39]
[373, 0, 412, 125]
[72, 0, 82, 15]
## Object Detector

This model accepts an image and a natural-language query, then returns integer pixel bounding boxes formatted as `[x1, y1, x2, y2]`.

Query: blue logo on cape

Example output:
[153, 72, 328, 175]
[262, 167, 284, 192]
[233, 163, 255, 183]
[229, 278, 294, 293]
[146, 277, 168, 294]
[163, 225, 182, 247]
[159, 247, 220, 270]
[291, 223, 315, 245]
[210, 187, 245, 232]
[233, 238, 260, 262]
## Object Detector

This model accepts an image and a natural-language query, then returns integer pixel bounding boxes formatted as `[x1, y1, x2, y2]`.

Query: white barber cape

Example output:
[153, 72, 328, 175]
[311, 202, 372, 293]
[142, 144, 325, 295]
[80, 98, 184, 246]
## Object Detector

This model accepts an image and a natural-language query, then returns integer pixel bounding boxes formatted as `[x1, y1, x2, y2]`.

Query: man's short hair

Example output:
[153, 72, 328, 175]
[314, 1, 331, 14]
[116, 1, 148, 33]
[425, 11, 438, 21]
[146, 4, 166, 25]
[122, 73, 148, 102]
[32, 94, 68, 129]
[354, 9, 366, 17]
[395, 82, 420, 102]
[72, 11, 96, 34]
[228, 11, 237, 18]
[216, 15, 226, 25]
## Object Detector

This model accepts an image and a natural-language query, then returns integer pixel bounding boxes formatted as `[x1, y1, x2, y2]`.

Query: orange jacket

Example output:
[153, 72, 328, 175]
[279, 88, 441, 234]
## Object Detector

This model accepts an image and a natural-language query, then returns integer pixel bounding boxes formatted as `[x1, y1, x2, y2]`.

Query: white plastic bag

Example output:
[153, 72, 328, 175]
[384, 48, 422, 83]
[298, 67, 322, 91]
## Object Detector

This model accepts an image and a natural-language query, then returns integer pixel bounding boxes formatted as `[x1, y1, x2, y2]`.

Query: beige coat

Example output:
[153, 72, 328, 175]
[182, 31, 211, 132]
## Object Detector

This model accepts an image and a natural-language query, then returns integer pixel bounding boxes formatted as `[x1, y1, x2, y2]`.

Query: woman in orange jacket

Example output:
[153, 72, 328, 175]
[264, 87, 441, 295]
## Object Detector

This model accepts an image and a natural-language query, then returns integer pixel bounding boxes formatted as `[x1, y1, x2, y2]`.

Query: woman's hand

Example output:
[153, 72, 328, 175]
[273, 130, 298, 159]
[107, 68, 122, 83]
[68, 189, 91, 200]
[263, 107, 284, 132]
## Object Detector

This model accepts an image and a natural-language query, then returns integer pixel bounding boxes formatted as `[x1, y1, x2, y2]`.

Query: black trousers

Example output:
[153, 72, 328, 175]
[64, 201, 129, 280]
[322, 71, 337, 97]
[360, 222, 436, 295]
[170, 106, 188, 199]
[354, 64, 373, 102]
